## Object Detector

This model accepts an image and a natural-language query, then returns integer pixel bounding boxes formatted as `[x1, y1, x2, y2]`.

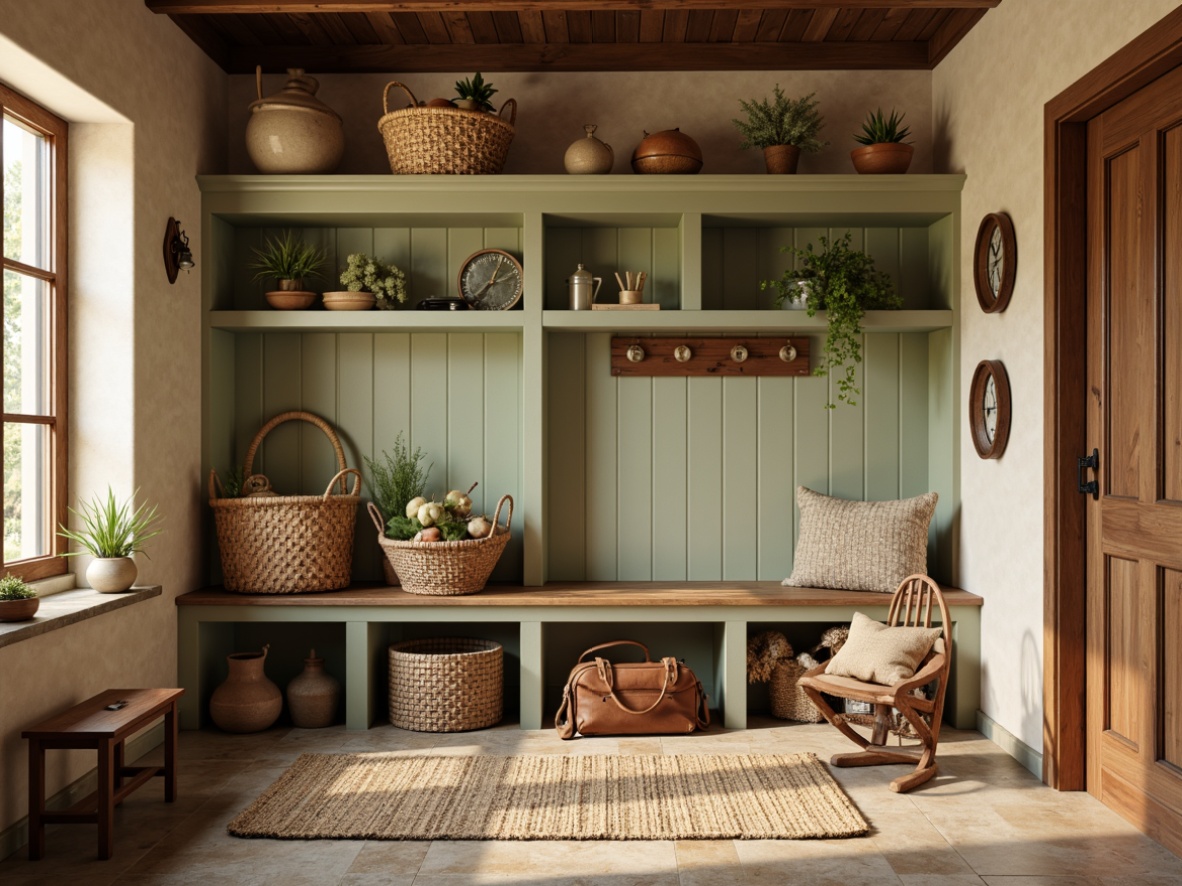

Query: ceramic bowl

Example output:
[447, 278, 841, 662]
[265, 290, 317, 310]
[322, 290, 376, 311]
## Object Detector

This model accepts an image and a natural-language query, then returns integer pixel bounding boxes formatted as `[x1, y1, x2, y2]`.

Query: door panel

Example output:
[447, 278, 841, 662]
[1164, 568, 1182, 770]
[1105, 556, 1143, 747]
[1166, 126, 1182, 504]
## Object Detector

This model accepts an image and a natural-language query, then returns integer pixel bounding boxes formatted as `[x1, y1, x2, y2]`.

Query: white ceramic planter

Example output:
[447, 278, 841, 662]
[87, 557, 137, 593]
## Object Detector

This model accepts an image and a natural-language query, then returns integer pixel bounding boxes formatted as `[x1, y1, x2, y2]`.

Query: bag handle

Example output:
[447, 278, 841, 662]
[243, 411, 350, 495]
[578, 639, 651, 664]
[498, 97, 517, 126]
[383, 81, 418, 115]
[322, 468, 361, 500]
[555, 686, 575, 740]
[600, 656, 679, 716]
[490, 494, 513, 534]
[367, 501, 386, 535]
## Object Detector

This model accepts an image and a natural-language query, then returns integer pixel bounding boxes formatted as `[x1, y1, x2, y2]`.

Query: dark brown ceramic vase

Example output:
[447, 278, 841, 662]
[209, 644, 282, 733]
[763, 144, 801, 174]
[286, 648, 341, 728]
[0, 597, 39, 622]
[631, 128, 703, 174]
[850, 142, 914, 174]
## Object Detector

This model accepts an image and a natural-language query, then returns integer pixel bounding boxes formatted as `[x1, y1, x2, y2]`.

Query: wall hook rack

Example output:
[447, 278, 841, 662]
[611, 337, 810, 377]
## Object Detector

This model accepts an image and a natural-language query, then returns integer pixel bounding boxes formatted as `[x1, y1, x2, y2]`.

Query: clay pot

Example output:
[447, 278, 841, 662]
[564, 124, 614, 175]
[631, 128, 702, 175]
[87, 557, 137, 593]
[246, 67, 344, 174]
[763, 144, 801, 174]
[850, 142, 914, 175]
[0, 597, 39, 622]
[287, 648, 341, 728]
[209, 644, 282, 733]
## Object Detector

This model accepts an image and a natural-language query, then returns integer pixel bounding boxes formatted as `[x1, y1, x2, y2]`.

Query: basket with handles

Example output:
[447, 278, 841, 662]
[369, 495, 513, 595]
[209, 411, 361, 594]
[377, 81, 517, 175]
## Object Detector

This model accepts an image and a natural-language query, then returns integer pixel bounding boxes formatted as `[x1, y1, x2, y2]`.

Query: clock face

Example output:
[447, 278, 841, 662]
[458, 249, 523, 311]
[987, 227, 1004, 297]
[970, 360, 1010, 459]
[983, 375, 998, 442]
[974, 213, 1015, 313]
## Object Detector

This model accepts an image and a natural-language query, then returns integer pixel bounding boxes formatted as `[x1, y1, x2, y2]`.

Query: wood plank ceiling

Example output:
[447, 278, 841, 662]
[146, 1, 1001, 73]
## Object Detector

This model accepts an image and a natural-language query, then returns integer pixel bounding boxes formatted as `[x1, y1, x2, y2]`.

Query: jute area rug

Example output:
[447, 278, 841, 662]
[228, 752, 868, 841]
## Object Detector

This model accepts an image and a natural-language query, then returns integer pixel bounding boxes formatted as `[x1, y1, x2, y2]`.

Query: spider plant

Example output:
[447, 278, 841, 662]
[249, 230, 327, 287]
[58, 487, 162, 559]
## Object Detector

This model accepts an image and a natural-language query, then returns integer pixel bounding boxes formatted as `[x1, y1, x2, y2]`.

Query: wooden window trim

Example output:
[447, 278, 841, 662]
[0, 82, 68, 582]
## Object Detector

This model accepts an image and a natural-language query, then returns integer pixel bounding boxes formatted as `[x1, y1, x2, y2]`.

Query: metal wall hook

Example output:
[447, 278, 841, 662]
[674, 345, 692, 363]
[730, 345, 748, 363]
[626, 344, 646, 363]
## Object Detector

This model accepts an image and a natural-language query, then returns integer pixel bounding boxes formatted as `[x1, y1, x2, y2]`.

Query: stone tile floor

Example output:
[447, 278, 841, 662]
[2, 719, 1181, 885]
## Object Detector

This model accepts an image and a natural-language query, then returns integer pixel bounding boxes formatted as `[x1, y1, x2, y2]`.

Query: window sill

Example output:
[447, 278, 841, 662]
[0, 585, 162, 650]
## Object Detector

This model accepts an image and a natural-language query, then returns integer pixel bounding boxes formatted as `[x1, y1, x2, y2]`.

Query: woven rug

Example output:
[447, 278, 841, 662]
[228, 752, 868, 840]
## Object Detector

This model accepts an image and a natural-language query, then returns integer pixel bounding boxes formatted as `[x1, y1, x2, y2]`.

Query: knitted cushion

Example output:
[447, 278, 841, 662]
[782, 486, 937, 593]
[824, 611, 942, 685]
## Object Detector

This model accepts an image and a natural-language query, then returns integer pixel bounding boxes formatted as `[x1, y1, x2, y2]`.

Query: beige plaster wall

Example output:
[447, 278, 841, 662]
[227, 70, 932, 175]
[0, 0, 225, 834]
[935, 0, 1182, 754]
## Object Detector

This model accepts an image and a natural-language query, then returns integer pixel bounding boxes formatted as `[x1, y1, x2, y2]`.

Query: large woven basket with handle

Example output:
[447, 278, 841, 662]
[378, 81, 517, 175]
[209, 411, 360, 594]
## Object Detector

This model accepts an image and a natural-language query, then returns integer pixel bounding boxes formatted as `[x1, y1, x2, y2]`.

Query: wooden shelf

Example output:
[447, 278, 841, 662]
[207, 309, 526, 333]
[541, 309, 954, 333]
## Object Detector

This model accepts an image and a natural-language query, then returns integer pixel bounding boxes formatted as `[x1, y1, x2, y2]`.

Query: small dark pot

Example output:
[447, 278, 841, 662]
[763, 145, 801, 174]
[0, 597, 39, 622]
[850, 143, 914, 174]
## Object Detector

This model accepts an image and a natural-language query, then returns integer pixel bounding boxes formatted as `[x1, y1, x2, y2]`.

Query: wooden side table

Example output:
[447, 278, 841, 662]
[22, 687, 184, 860]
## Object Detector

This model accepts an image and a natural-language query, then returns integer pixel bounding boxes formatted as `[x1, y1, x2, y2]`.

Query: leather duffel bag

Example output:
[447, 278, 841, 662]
[555, 640, 710, 739]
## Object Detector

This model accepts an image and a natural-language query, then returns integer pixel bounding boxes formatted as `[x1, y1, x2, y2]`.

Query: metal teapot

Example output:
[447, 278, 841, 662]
[568, 264, 603, 311]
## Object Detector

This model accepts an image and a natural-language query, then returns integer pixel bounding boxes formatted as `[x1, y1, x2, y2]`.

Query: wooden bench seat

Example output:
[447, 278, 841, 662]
[177, 581, 981, 733]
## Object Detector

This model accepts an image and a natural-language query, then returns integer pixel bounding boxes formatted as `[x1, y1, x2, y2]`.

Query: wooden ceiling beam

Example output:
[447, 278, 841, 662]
[148, 1, 1002, 14]
[226, 39, 929, 71]
[927, 6, 986, 64]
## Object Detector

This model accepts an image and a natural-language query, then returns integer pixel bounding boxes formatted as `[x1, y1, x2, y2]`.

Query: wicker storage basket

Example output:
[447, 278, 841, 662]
[209, 411, 361, 594]
[388, 637, 503, 732]
[368, 495, 513, 596]
[770, 660, 825, 723]
[378, 82, 517, 175]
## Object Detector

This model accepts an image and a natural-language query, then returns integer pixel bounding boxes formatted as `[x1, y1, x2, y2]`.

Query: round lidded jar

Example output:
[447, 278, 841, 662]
[631, 128, 703, 175]
[564, 124, 614, 174]
[246, 67, 345, 174]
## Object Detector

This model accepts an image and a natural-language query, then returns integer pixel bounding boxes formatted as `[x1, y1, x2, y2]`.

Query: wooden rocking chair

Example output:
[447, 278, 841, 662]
[798, 574, 951, 793]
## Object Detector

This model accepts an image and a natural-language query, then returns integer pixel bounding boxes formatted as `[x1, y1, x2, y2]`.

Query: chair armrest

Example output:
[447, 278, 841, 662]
[892, 652, 947, 696]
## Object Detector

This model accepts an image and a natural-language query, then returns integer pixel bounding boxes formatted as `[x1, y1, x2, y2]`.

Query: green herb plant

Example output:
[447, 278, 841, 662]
[366, 433, 432, 538]
[249, 230, 327, 286]
[0, 574, 35, 601]
[732, 87, 826, 152]
[214, 465, 245, 498]
[340, 253, 408, 309]
[57, 487, 163, 558]
[854, 108, 912, 145]
[761, 232, 901, 408]
[454, 72, 497, 111]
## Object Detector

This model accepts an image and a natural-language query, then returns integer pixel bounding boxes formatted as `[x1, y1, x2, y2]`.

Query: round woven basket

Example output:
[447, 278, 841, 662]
[388, 637, 503, 732]
[769, 660, 824, 723]
[369, 496, 513, 596]
[378, 82, 517, 175]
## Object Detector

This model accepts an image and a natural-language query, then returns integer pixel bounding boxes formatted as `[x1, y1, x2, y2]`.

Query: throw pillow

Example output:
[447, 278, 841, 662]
[782, 486, 938, 593]
[824, 611, 942, 685]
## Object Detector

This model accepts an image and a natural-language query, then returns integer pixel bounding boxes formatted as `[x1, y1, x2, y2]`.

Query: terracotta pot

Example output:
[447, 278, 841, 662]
[87, 557, 137, 593]
[246, 67, 344, 174]
[631, 128, 703, 175]
[0, 597, 39, 622]
[564, 124, 614, 175]
[850, 142, 914, 175]
[287, 648, 341, 728]
[763, 144, 801, 174]
[209, 644, 283, 733]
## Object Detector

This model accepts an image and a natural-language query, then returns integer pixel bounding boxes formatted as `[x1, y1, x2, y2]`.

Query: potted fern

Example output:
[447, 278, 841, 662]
[454, 72, 497, 112]
[58, 487, 162, 593]
[0, 574, 38, 622]
[851, 108, 913, 174]
[733, 87, 826, 174]
[249, 230, 327, 310]
[761, 232, 901, 408]
[365, 433, 432, 584]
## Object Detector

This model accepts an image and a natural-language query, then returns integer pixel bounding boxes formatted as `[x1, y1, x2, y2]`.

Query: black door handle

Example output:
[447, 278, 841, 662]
[1078, 448, 1099, 500]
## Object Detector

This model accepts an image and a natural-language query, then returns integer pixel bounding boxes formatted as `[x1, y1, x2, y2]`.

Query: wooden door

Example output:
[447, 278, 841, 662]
[1087, 63, 1182, 855]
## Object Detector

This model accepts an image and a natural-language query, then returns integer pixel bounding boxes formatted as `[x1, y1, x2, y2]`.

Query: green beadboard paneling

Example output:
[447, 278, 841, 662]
[757, 375, 794, 580]
[617, 377, 654, 580]
[651, 377, 688, 580]
[542, 224, 682, 310]
[722, 378, 758, 579]
[584, 332, 619, 580]
[687, 378, 724, 579]
[864, 334, 902, 502]
[338, 332, 376, 579]
[483, 333, 523, 582]
[546, 335, 586, 580]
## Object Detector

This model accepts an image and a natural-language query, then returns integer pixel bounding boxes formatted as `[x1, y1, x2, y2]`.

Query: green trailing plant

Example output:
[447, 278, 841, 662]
[365, 433, 432, 534]
[214, 465, 245, 498]
[732, 87, 826, 152]
[454, 72, 497, 111]
[761, 232, 901, 408]
[249, 230, 327, 285]
[0, 574, 35, 601]
[340, 253, 408, 309]
[57, 487, 162, 558]
[854, 108, 911, 145]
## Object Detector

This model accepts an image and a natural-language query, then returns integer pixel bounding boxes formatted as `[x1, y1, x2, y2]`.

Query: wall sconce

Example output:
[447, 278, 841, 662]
[163, 217, 194, 284]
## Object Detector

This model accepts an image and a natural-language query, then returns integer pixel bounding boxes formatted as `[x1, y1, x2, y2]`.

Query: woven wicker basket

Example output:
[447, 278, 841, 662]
[769, 660, 825, 723]
[388, 637, 503, 732]
[368, 495, 513, 596]
[378, 82, 517, 175]
[209, 411, 361, 594]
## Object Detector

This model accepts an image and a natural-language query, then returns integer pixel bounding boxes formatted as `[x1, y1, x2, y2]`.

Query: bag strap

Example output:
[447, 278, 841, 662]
[600, 657, 679, 716]
[578, 640, 651, 664]
[243, 411, 350, 495]
[695, 681, 711, 729]
[554, 685, 575, 740]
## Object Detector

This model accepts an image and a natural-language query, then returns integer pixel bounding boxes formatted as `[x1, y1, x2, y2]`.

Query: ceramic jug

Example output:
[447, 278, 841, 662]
[568, 264, 603, 310]
[286, 648, 341, 728]
[563, 124, 614, 174]
[209, 644, 283, 733]
[246, 67, 344, 174]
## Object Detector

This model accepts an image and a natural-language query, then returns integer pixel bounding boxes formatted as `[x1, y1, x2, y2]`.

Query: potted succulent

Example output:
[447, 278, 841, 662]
[0, 574, 39, 622]
[58, 487, 162, 593]
[453, 72, 497, 112]
[324, 253, 408, 311]
[249, 230, 327, 310]
[851, 108, 913, 174]
[761, 232, 901, 408]
[732, 87, 826, 174]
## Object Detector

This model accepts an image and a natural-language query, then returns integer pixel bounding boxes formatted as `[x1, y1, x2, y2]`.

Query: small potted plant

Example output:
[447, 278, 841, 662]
[453, 72, 497, 112]
[761, 232, 901, 408]
[249, 230, 327, 310]
[58, 487, 162, 593]
[732, 87, 826, 174]
[323, 252, 408, 311]
[851, 108, 913, 174]
[0, 574, 38, 622]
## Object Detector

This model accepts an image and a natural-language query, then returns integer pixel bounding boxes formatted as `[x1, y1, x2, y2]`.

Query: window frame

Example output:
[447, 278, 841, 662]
[1, 82, 68, 582]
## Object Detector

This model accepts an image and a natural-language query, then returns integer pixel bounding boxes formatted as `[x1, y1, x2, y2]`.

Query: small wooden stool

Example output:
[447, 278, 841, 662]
[23, 687, 184, 860]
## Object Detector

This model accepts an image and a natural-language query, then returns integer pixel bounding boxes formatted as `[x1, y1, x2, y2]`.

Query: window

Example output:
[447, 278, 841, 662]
[1, 83, 67, 581]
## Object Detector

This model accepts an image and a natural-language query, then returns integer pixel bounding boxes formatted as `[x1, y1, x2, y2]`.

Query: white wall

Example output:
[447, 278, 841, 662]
[935, 0, 1182, 754]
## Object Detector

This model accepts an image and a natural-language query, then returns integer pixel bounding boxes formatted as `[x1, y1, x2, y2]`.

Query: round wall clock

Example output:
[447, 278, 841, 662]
[457, 249, 523, 310]
[969, 359, 1011, 459]
[973, 212, 1016, 313]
